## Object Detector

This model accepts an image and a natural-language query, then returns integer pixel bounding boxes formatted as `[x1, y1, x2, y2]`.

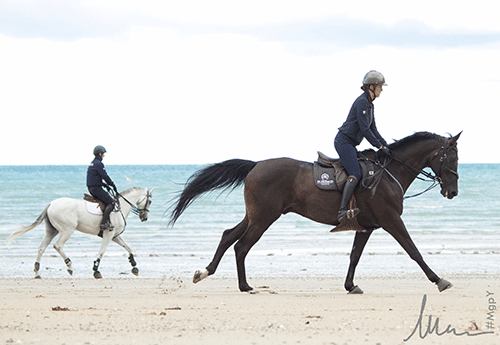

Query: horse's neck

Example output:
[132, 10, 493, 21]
[390, 141, 440, 189]
[119, 189, 141, 214]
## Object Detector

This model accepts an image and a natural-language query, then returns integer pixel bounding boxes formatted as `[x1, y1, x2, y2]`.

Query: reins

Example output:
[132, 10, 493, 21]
[108, 188, 150, 216]
[363, 136, 456, 200]
[385, 155, 441, 200]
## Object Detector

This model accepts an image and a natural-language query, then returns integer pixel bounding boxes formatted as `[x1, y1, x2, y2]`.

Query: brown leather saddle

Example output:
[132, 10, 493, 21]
[83, 194, 106, 213]
[313, 151, 376, 191]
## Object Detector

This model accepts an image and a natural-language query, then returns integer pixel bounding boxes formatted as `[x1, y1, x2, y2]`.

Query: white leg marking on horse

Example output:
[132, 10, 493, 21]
[193, 269, 209, 284]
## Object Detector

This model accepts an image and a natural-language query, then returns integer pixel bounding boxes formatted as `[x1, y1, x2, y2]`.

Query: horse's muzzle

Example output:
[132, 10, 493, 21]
[442, 188, 458, 199]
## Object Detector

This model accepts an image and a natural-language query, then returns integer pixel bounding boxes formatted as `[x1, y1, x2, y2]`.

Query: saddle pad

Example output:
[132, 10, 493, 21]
[313, 159, 376, 192]
[85, 201, 119, 216]
[85, 201, 103, 215]
[313, 162, 347, 191]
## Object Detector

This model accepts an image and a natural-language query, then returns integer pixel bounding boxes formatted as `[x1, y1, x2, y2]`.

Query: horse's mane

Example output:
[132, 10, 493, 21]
[359, 132, 443, 157]
[121, 187, 144, 195]
[388, 132, 443, 151]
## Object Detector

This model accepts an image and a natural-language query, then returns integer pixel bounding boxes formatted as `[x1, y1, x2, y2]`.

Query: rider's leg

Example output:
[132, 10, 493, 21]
[89, 186, 115, 231]
[101, 203, 114, 230]
[334, 133, 362, 222]
[337, 175, 359, 222]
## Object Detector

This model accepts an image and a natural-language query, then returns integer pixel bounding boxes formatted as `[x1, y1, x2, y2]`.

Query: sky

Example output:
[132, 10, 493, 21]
[1, 1, 499, 165]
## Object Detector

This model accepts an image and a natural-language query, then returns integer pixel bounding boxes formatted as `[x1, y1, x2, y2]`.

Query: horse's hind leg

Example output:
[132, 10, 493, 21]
[194, 217, 248, 284]
[52, 228, 75, 276]
[112, 235, 139, 276]
[234, 217, 278, 292]
[34, 223, 58, 278]
[344, 230, 373, 294]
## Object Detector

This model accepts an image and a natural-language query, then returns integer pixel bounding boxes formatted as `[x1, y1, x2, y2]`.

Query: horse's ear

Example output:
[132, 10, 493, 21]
[451, 131, 462, 144]
[149, 187, 155, 194]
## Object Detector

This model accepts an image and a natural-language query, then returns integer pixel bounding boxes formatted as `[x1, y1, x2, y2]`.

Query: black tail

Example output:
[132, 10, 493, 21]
[169, 159, 257, 226]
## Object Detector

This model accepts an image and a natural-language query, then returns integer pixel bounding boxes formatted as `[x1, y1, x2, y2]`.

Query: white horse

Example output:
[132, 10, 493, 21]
[6, 187, 154, 279]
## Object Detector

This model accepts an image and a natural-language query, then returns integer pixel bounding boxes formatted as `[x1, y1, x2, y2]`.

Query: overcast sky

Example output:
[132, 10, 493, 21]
[1, 1, 499, 165]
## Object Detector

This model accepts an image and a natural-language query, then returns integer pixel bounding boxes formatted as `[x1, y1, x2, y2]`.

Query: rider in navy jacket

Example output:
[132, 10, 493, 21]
[338, 91, 387, 150]
[334, 70, 390, 223]
[87, 145, 118, 231]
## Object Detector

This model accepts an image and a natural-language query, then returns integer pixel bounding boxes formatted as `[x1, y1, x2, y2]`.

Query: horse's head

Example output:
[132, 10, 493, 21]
[428, 132, 461, 199]
[137, 187, 154, 222]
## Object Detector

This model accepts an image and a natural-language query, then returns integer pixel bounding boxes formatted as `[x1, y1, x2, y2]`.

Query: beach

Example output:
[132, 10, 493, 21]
[1, 165, 499, 344]
[0, 274, 498, 345]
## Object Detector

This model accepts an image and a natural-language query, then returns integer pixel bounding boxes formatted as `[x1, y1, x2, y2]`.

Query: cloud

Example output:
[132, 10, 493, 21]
[2, 1, 500, 50]
[1, 1, 499, 164]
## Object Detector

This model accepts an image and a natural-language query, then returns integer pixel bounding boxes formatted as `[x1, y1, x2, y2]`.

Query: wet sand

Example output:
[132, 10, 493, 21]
[0, 274, 498, 345]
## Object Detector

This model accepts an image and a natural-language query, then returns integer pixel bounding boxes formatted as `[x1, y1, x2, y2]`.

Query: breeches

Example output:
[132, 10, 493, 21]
[334, 132, 362, 181]
[88, 186, 115, 206]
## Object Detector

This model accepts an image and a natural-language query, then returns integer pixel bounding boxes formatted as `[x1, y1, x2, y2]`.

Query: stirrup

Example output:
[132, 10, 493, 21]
[338, 208, 360, 222]
[100, 222, 114, 231]
[346, 208, 360, 219]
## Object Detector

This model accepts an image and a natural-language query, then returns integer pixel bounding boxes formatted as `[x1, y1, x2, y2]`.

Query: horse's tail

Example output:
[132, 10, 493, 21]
[5, 204, 51, 244]
[169, 159, 257, 226]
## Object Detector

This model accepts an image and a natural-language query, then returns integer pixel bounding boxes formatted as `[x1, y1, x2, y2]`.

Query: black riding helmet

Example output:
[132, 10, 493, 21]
[93, 145, 107, 156]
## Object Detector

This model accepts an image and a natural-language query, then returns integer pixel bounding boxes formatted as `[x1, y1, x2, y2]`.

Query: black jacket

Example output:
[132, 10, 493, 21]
[338, 91, 387, 149]
[86, 156, 115, 188]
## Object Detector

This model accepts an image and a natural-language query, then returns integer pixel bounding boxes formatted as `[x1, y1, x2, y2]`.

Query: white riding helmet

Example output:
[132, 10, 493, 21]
[362, 70, 387, 86]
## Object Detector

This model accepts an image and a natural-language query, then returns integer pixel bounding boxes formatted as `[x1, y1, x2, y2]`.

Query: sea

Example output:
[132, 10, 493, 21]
[0, 163, 499, 282]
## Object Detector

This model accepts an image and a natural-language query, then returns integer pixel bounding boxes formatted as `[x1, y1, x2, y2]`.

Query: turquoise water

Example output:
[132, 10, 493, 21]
[0, 163, 499, 281]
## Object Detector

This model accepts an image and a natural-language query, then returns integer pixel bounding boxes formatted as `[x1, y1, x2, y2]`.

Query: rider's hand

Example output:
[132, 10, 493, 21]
[380, 146, 391, 156]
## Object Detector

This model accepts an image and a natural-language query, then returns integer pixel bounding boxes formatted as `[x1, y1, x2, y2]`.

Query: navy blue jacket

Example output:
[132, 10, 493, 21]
[86, 156, 115, 188]
[338, 91, 387, 149]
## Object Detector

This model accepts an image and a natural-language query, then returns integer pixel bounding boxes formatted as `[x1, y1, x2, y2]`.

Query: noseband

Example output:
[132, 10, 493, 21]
[433, 137, 459, 186]
[135, 192, 153, 218]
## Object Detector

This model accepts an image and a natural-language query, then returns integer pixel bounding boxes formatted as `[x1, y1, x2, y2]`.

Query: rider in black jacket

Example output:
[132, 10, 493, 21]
[87, 145, 118, 231]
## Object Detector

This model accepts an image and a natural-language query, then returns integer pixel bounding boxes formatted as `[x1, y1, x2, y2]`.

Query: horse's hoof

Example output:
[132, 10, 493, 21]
[94, 271, 102, 279]
[437, 278, 452, 292]
[68, 270, 73, 276]
[34, 275, 41, 279]
[131, 267, 139, 276]
[348, 285, 364, 294]
[239, 284, 254, 292]
[193, 270, 209, 284]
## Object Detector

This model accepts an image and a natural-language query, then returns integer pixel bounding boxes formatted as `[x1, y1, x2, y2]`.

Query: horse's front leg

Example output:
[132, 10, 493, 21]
[112, 235, 139, 276]
[345, 229, 373, 294]
[93, 231, 114, 279]
[383, 214, 452, 292]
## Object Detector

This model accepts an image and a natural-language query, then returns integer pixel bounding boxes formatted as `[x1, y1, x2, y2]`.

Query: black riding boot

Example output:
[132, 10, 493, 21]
[100, 204, 114, 231]
[337, 176, 360, 222]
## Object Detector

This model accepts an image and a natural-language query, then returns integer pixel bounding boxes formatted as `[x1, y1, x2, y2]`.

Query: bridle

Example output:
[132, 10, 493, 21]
[114, 189, 152, 219]
[433, 137, 459, 185]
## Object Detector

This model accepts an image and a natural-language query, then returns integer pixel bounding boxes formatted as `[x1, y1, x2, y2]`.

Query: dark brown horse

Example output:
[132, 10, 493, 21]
[169, 132, 461, 293]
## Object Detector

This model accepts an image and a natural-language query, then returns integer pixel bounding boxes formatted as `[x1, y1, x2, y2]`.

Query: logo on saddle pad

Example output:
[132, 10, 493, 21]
[318, 172, 334, 187]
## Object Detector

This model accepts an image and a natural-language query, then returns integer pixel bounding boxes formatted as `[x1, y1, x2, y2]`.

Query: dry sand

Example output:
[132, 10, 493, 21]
[0, 274, 498, 345]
